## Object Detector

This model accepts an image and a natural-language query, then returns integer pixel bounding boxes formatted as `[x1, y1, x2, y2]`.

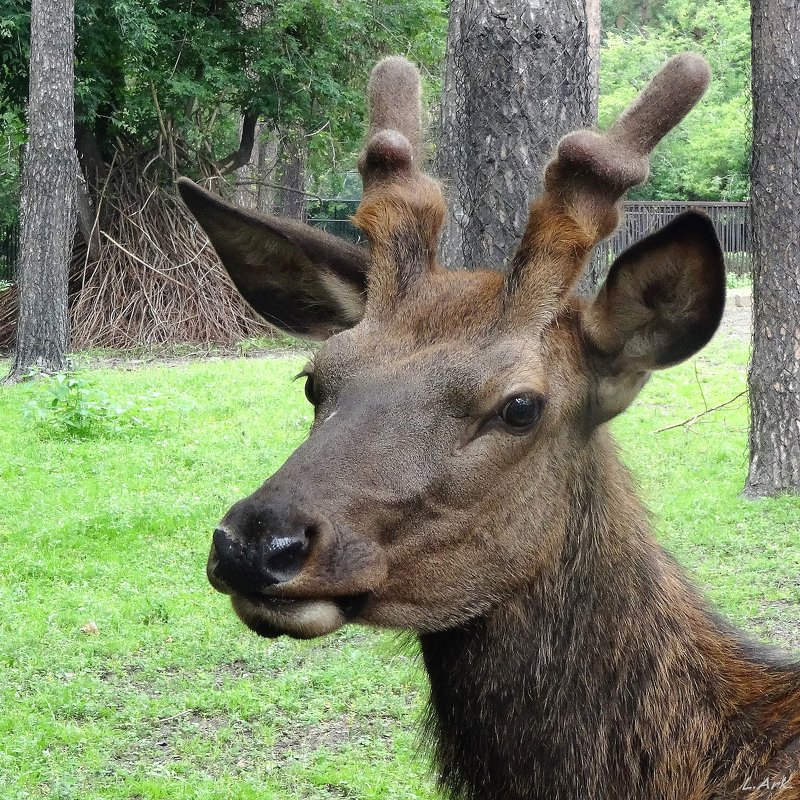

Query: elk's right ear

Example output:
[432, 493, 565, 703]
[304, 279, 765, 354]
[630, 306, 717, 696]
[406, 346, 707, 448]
[177, 179, 369, 339]
[583, 211, 725, 424]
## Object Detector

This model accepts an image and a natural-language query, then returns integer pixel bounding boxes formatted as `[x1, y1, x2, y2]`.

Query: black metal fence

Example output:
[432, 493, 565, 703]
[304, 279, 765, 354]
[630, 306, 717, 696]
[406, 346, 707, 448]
[0, 221, 19, 283]
[307, 199, 752, 278]
[592, 201, 750, 277]
[307, 199, 363, 244]
[0, 200, 752, 285]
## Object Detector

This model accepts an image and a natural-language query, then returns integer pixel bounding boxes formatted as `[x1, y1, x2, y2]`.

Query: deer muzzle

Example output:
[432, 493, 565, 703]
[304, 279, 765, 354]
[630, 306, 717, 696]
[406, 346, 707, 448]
[206, 491, 388, 639]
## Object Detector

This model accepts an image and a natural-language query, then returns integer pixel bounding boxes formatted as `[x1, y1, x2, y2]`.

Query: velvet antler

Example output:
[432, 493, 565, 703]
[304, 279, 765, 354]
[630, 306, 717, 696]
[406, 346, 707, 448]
[506, 53, 711, 317]
[352, 57, 447, 308]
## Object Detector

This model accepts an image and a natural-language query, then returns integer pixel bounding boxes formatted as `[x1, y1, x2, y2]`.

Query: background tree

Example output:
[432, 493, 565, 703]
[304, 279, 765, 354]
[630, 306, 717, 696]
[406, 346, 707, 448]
[6, 0, 77, 381]
[0, 0, 447, 349]
[745, 0, 800, 498]
[599, 0, 750, 202]
[435, 0, 597, 282]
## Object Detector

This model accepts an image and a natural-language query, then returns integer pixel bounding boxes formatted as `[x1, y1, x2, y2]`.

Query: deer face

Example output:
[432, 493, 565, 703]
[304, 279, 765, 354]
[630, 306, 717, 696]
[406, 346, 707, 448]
[179, 54, 724, 640]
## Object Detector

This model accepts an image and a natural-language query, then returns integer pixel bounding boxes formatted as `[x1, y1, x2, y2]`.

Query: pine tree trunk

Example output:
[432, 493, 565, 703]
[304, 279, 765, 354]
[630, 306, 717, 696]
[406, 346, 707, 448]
[745, 0, 800, 497]
[233, 122, 281, 213]
[257, 133, 280, 213]
[277, 134, 307, 222]
[436, 0, 595, 276]
[234, 117, 260, 210]
[7, 0, 76, 381]
[586, 0, 601, 125]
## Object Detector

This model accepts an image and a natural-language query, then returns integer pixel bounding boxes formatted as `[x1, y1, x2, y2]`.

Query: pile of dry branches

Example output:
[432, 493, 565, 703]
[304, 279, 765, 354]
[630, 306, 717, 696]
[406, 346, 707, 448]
[0, 158, 270, 350]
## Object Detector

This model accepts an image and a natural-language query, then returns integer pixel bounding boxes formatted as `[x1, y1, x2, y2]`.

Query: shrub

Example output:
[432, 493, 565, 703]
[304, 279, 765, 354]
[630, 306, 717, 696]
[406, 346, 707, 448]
[23, 372, 142, 437]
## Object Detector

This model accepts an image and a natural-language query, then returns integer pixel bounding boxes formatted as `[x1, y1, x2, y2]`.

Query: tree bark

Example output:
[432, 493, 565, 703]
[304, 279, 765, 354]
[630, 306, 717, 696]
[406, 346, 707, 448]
[7, 0, 76, 381]
[257, 133, 280, 213]
[745, 0, 800, 497]
[277, 133, 307, 222]
[234, 121, 280, 212]
[436, 0, 595, 278]
[75, 164, 100, 260]
[585, 0, 601, 125]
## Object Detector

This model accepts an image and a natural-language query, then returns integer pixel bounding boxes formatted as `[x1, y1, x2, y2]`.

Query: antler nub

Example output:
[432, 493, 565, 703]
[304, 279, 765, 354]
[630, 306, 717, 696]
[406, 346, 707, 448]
[508, 53, 711, 313]
[606, 52, 711, 156]
[359, 130, 415, 181]
[546, 53, 711, 203]
[365, 57, 422, 166]
[353, 57, 446, 306]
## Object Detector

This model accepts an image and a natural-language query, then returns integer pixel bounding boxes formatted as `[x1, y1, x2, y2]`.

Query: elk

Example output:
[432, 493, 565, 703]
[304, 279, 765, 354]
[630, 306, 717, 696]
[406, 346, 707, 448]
[178, 54, 800, 800]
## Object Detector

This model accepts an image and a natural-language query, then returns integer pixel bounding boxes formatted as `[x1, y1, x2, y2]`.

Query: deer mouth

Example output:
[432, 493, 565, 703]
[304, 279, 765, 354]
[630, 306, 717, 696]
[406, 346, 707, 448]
[231, 592, 370, 639]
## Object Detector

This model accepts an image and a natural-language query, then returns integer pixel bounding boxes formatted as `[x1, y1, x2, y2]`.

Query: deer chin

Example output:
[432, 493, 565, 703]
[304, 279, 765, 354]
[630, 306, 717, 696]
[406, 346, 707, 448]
[230, 593, 369, 639]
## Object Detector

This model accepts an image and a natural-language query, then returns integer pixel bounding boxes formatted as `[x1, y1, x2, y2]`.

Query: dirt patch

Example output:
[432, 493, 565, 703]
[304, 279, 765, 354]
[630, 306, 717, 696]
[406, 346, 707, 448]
[717, 303, 752, 342]
[112, 710, 250, 773]
[752, 600, 800, 653]
[766, 620, 800, 652]
[273, 716, 356, 757]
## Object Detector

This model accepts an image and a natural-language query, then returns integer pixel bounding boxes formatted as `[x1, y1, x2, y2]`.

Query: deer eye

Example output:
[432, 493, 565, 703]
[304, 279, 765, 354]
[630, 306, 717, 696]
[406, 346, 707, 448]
[303, 373, 317, 406]
[499, 394, 542, 430]
[295, 367, 318, 407]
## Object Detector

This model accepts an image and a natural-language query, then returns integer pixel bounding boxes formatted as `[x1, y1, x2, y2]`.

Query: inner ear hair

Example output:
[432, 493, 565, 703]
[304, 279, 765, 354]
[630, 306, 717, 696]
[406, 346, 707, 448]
[316, 268, 368, 327]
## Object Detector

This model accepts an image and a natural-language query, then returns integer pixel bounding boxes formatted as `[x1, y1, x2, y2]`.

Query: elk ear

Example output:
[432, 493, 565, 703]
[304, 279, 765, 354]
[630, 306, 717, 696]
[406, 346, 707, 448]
[177, 179, 369, 339]
[584, 211, 725, 423]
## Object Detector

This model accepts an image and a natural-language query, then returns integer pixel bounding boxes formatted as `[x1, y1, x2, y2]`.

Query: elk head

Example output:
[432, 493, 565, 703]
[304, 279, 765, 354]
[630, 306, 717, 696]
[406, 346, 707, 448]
[178, 54, 724, 640]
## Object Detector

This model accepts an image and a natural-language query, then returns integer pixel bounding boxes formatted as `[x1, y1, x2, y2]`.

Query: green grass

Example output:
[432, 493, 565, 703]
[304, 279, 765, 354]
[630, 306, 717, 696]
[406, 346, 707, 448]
[1, 336, 798, 799]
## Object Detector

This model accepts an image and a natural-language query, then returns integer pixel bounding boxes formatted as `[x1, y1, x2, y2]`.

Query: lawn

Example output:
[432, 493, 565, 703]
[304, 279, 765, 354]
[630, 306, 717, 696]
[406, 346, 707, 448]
[1, 331, 798, 800]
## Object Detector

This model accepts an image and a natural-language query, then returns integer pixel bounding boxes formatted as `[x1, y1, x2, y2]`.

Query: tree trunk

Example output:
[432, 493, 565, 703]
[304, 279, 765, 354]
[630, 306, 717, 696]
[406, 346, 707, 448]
[277, 133, 307, 222]
[745, 0, 800, 497]
[234, 118, 261, 209]
[436, 0, 595, 278]
[234, 121, 280, 213]
[257, 133, 280, 213]
[7, 0, 76, 381]
[585, 0, 601, 125]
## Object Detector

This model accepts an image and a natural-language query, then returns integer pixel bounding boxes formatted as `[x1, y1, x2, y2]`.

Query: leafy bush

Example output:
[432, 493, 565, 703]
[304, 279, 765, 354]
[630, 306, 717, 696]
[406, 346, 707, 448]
[727, 271, 752, 289]
[600, 0, 751, 201]
[725, 252, 752, 279]
[23, 372, 144, 437]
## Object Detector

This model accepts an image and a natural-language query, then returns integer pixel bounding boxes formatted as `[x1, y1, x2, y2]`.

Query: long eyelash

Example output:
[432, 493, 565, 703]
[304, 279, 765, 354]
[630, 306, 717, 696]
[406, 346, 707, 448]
[293, 358, 316, 382]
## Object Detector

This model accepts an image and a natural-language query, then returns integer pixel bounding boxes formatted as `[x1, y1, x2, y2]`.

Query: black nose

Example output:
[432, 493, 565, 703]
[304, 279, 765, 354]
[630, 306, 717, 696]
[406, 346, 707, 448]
[210, 523, 311, 594]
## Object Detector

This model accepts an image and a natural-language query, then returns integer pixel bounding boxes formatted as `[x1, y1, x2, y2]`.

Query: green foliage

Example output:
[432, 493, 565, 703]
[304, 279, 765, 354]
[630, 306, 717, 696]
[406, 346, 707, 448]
[600, 0, 751, 200]
[0, 110, 24, 227]
[726, 270, 752, 289]
[22, 371, 144, 437]
[0, 0, 446, 187]
[0, 0, 447, 223]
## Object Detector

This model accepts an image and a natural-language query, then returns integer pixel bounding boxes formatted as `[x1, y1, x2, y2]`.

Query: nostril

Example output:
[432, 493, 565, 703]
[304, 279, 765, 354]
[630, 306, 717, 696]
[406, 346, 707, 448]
[212, 511, 318, 590]
[264, 530, 310, 581]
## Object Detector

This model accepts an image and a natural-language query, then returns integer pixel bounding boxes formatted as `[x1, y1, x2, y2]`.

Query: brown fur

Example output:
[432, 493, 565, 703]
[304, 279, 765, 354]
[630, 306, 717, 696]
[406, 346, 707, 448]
[180, 54, 800, 799]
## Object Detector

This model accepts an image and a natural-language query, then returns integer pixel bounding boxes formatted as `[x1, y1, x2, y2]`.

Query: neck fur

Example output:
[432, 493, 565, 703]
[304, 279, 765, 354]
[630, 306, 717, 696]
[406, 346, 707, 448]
[419, 432, 800, 800]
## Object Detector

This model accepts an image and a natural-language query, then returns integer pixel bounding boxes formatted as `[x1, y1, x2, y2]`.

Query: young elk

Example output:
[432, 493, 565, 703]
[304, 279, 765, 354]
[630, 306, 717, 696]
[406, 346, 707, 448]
[178, 55, 800, 800]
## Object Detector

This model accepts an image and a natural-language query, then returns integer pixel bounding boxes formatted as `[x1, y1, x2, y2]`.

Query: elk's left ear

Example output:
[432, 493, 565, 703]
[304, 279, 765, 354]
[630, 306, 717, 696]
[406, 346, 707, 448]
[178, 178, 369, 339]
[583, 211, 725, 423]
